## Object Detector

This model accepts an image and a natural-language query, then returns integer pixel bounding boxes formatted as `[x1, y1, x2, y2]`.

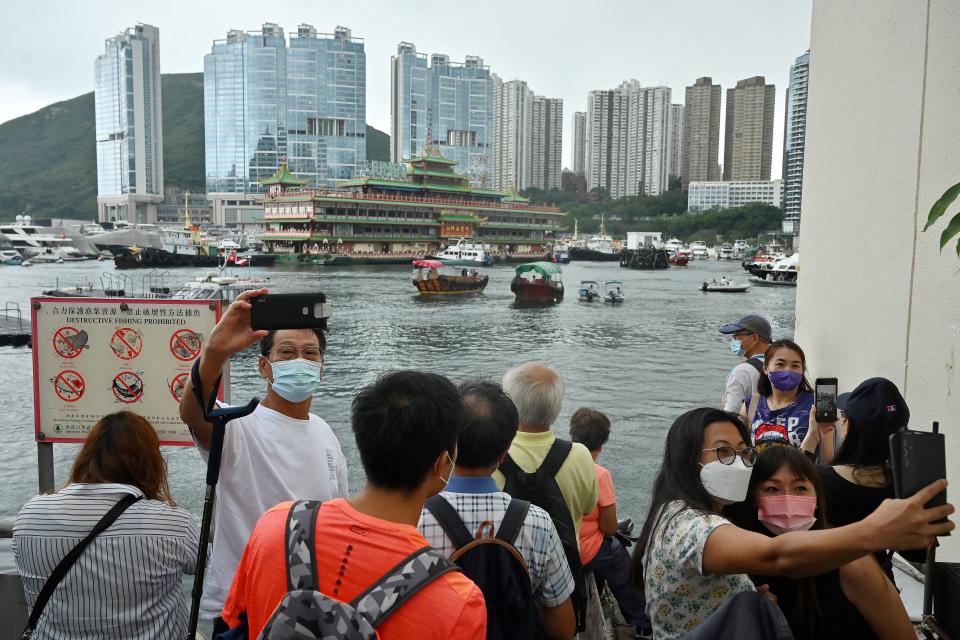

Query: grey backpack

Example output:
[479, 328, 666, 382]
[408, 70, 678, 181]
[258, 500, 458, 640]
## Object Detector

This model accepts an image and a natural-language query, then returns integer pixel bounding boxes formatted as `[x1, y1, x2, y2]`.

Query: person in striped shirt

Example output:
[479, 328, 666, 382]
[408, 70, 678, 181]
[14, 411, 199, 639]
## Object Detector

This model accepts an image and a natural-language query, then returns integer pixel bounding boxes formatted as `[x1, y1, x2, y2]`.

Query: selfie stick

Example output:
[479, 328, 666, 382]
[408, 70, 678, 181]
[186, 357, 260, 640]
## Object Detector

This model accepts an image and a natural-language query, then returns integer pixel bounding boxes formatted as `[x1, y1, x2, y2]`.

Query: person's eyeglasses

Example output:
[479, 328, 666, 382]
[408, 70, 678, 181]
[271, 346, 324, 362]
[702, 446, 758, 467]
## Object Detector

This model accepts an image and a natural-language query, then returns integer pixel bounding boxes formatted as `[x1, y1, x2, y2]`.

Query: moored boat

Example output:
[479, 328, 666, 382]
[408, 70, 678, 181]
[689, 240, 709, 260]
[411, 260, 488, 295]
[426, 238, 494, 266]
[511, 262, 564, 302]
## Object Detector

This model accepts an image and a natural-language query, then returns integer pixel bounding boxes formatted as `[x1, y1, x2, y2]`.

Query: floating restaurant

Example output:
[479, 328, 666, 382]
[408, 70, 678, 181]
[258, 148, 565, 263]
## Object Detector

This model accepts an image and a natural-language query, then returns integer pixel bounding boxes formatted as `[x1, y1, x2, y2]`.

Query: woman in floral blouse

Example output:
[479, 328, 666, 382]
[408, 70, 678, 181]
[630, 407, 951, 639]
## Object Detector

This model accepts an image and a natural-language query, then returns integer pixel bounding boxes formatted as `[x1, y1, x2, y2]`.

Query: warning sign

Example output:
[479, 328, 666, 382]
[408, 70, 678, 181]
[53, 327, 88, 359]
[112, 371, 145, 404]
[110, 327, 143, 360]
[53, 370, 85, 402]
[170, 372, 189, 403]
[32, 298, 221, 445]
[169, 329, 203, 361]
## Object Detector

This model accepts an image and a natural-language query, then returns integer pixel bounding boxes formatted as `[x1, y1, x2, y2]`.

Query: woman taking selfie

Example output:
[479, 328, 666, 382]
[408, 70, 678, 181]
[14, 412, 199, 639]
[631, 407, 951, 640]
[742, 339, 834, 462]
[727, 445, 913, 639]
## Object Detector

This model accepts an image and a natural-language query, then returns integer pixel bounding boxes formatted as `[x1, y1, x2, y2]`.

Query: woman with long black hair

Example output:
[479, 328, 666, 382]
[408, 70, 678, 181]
[630, 407, 950, 639]
[727, 445, 913, 639]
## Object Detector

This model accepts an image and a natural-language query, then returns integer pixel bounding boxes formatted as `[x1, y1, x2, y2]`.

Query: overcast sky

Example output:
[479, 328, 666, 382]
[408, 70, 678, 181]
[2, 0, 812, 177]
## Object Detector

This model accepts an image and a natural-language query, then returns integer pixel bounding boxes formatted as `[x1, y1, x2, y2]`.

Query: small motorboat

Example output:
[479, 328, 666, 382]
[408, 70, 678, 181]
[511, 262, 564, 302]
[700, 278, 750, 293]
[411, 259, 488, 295]
[668, 252, 689, 266]
[0, 250, 23, 265]
[603, 281, 625, 304]
[578, 280, 601, 302]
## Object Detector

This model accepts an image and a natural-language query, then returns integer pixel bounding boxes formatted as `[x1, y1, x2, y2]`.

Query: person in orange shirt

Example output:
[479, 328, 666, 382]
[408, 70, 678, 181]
[569, 408, 651, 639]
[221, 371, 487, 639]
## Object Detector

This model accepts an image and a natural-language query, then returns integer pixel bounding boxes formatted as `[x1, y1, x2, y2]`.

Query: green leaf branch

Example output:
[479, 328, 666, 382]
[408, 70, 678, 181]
[923, 182, 960, 256]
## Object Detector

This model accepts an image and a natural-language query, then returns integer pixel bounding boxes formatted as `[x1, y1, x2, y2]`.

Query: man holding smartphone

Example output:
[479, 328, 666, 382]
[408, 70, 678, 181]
[179, 288, 349, 634]
[718, 314, 772, 412]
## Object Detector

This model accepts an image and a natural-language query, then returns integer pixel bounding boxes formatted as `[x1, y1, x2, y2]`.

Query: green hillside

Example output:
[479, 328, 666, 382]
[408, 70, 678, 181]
[0, 72, 390, 222]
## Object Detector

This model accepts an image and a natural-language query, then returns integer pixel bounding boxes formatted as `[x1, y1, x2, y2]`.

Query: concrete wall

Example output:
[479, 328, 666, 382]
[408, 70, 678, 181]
[796, 0, 960, 560]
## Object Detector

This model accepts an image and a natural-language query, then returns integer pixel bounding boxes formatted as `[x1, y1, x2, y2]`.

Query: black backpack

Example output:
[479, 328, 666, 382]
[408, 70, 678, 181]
[425, 495, 537, 640]
[499, 439, 587, 632]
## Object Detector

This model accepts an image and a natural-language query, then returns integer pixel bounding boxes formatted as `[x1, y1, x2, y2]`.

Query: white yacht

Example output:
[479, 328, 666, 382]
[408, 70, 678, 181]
[732, 239, 749, 260]
[719, 243, 735, 260]
[689, 240, 709, 260]
[663, 238, 684, 253]
[426, 238, 494, 266]
[0, 215, 87, 260]
[171, 273, 271, 303]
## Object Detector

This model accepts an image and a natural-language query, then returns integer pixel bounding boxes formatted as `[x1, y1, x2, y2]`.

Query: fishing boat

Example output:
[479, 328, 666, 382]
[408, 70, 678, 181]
[578, 280, 601, 302]
[603, 281, 625, 304]
[427, 238, 495, 267]
[568, 215, 620, 262]
[551, 243, 570, 264]
[511, 262, 564, 302]
[700, 277, 750, 293]
[411, 259, 488, 295]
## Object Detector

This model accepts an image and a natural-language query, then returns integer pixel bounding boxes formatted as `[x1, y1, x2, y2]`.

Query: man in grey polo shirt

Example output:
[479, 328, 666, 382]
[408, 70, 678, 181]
[718, 314, 772, 412]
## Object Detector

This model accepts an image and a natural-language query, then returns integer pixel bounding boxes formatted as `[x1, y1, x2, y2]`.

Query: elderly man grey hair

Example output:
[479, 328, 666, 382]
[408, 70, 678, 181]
[502, 361, 565, 431]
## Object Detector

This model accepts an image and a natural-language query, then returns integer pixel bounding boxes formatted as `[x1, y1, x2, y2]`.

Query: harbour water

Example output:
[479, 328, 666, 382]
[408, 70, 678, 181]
[0, 259, 796, 524]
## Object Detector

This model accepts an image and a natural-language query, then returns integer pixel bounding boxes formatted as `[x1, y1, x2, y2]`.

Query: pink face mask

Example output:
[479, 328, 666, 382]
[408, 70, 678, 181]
[757, 494, 817, 535]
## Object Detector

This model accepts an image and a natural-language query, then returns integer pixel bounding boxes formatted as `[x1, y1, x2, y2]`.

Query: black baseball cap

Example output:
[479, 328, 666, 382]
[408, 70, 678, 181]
[719, 315, 772, 343]
[844, 378, 909, 433]
[836, 392, 852, 412]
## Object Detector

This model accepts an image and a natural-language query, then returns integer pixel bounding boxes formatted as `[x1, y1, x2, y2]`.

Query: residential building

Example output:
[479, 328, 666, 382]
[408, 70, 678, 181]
[572, 111, 587, 176]
[687, 179, 783, 212]
[204, 23, 366, 225]
[668, 103, 684, 181]
[561, 168, 587, 194]
[681, 77, 722, 186]
[723, 76, 776, 181]
[585, 82, 672, 199]
[782, 51, 810, 235]
[95, 23, 164, 223]
[531, 96, 562, 190]
[391, 43, 493, 180]
[490, 77, 533, 191]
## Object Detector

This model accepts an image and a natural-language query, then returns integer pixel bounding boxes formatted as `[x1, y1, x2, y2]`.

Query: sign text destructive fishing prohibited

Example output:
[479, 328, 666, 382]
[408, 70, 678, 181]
[32, 298, 222, 445]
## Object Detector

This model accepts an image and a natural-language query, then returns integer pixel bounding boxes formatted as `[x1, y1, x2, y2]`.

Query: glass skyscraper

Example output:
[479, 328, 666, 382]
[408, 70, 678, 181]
[94, 23, 163, 222]
[391, 44, 492, 179]
[204, 23, 366, 196]
[782, 51, 810, 235]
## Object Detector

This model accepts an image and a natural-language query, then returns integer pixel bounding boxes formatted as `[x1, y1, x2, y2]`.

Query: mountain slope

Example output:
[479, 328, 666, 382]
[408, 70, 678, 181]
[0, 72, 391, 222]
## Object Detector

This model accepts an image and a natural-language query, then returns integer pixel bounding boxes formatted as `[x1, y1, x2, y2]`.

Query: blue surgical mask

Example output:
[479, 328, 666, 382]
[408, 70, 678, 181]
[268, 358, 322, 403]
[730, 338, 744, 355]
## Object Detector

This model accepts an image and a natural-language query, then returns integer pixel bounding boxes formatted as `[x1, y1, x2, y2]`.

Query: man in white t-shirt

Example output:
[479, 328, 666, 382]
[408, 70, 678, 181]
[179, 289, 348, 633]
[718, 314, 772, 412]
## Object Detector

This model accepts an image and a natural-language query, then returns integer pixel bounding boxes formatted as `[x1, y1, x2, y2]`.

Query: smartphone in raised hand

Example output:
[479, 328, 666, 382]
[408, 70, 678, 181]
[815, 377, 838, 423]
[250, 293, 332, 331]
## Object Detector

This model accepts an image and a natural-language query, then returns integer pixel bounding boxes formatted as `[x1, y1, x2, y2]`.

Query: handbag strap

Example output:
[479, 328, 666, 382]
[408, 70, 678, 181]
[22, 494, 142, 637]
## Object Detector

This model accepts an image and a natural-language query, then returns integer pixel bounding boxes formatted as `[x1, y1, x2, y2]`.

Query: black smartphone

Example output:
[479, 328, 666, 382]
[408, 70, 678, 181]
[250, 293, 332, 330]
[815, 377, 838, 423]
[889, 424, 948, 529]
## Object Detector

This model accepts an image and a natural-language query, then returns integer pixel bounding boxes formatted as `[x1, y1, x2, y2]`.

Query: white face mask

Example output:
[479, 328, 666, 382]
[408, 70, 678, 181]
[700, 456, 754, 505]
[439, 451, 455, 487]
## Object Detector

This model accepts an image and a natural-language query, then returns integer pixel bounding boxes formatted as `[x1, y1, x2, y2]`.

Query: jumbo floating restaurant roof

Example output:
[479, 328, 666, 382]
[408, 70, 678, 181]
[262, 161, 307, 186]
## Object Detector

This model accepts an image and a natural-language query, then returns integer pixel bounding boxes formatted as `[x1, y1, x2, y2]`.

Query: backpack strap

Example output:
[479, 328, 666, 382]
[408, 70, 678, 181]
[495, 498, 530, 546]
[537, 439, 573, 481]
[424, 494, 474, 549]
[498, 452, 522, 478]
[351, 547, 458, 629]
[747, 393, 761, 426]
[744, 357, 765, 375]
[283, 500, 322, 591]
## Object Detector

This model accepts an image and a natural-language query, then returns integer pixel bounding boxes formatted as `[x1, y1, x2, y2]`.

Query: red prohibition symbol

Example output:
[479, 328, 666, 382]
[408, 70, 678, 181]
[170, 372, 189, 403]
[53, 326, 88, 359]
[53, 370, 85, 402]
[169, 329, 203, 362]
[110, 327, 143, 360]
[112, 371, 144, 404]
